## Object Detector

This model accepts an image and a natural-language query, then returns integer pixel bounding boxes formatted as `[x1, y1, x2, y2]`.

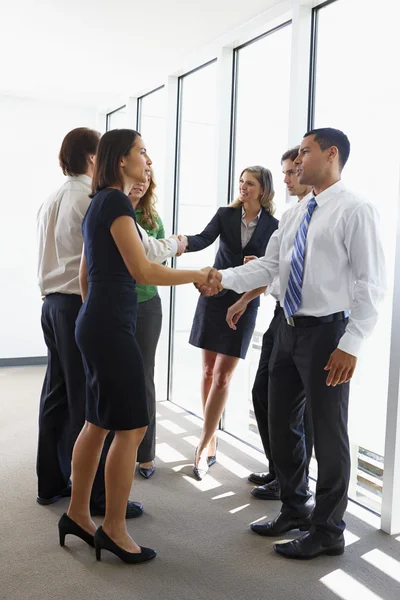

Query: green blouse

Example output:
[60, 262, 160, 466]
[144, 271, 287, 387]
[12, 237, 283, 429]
[135, 209, 165, 304]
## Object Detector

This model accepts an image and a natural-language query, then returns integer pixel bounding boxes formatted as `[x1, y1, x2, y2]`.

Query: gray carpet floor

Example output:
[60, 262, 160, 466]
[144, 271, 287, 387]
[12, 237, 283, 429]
[1, 366, 400, 600]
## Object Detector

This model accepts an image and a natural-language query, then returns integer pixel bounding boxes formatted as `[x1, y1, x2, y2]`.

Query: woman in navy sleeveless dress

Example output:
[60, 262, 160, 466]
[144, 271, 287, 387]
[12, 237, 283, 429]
[58, 129, 212, 564]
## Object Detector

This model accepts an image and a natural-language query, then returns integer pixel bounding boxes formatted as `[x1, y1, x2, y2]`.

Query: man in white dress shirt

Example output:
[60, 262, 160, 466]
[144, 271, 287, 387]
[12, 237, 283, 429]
[204, 128, 386, 559]
[37, 127, 183, 516]
[226, 147, 314, 501]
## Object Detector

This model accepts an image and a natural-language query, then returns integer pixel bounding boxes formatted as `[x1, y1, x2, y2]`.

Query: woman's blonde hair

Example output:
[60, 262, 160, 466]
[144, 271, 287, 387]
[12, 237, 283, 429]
[230, 166, 275, 215]
[137, 167, 159, 231]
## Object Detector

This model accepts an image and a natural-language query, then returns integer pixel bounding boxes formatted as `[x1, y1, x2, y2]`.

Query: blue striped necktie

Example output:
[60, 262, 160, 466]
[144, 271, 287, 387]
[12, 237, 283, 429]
[283, 197, 317, 318]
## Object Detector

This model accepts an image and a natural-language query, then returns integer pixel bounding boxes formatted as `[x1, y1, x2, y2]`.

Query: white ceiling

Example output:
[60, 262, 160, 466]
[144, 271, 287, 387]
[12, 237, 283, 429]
[0, 0, 284, 108]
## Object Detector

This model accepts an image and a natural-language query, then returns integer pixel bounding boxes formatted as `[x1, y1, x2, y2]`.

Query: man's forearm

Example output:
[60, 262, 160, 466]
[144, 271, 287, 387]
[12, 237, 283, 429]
[241, 286, 267, 304]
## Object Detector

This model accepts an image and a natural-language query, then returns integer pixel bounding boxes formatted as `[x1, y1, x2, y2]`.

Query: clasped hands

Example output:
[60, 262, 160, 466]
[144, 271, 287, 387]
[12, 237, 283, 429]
[196, 267, 223, 296]
[170, 234, 188, 257]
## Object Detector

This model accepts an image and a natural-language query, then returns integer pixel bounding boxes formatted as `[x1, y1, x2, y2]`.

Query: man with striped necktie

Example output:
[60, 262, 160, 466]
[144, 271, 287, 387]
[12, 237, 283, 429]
[202, 128, 386, 559]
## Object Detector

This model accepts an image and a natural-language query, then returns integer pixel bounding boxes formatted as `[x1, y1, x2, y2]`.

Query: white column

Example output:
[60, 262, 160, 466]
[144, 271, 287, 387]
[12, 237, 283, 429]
[215, 47, 234, 208]
[381, 175, 400, 534]
[287, 0, 313, 146]
[126, 96, 138, 129]
[156, 76, 179, 402]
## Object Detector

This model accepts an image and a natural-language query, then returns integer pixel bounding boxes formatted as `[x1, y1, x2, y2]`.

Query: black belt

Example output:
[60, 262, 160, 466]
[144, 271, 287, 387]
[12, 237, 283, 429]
[286, 311, 349, 328]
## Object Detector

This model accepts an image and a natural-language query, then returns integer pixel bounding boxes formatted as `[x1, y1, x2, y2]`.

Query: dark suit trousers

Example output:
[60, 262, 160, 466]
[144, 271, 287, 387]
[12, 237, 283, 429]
[135, 294, 162, 463]
[252, 304, 313, 479]
[269, 317, 350, 540]
[37, 293, 111, 505]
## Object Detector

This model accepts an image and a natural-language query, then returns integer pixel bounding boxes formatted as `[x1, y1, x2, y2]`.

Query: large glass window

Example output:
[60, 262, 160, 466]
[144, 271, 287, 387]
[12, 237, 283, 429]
[223, 24, 292, 449]
[106, 105, 126, 130]
[137, 87, 168, 399]
[312, 0, 399, 513]
[171, 62, 218, 415]
[138, 87, 166, 218]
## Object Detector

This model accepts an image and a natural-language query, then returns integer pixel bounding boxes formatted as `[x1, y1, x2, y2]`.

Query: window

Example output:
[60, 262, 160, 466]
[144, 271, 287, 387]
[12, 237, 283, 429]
[171, 62, 218, 415]
[223, 24, 292, 449]
[106, 105, 126, 130]
[312, 0, 400, 513]
[138, 87, 166, 218]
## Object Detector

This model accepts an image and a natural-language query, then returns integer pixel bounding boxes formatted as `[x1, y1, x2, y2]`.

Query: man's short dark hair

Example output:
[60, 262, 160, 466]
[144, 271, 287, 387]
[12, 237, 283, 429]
[59, 127, 100, 177]
[303, 127, 350, 170]
[281, 146, 300, 164]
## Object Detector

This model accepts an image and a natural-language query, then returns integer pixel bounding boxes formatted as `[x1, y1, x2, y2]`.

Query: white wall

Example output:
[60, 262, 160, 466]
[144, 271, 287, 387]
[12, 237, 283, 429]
[0, 95, 99, 359]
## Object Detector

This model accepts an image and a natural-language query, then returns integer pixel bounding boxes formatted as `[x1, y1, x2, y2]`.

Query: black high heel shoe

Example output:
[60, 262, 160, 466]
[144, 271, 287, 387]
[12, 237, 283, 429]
[58, 513, 95, 548]
[207, 438, 218, 468]
[94, 527, 156, 564]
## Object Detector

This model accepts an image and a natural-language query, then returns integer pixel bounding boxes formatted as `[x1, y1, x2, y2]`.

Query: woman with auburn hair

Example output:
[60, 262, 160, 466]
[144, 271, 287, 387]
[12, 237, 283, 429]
[180, 166, 279, 480]
[129, 169, 165, 480]
[58, 129, 212, 564]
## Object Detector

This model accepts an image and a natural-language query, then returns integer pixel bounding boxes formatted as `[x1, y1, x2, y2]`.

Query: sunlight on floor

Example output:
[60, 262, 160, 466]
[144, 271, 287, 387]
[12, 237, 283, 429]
[343, 530, 360, 547]
[212, 491, 236, 500]
[160, 401, 185, 414]
[249, 515, 267, 524]
[362, 549, 400, 584]
[155, 442, 187, 463]
[346, 501, 381, 529]
[182, 474, 222, 492]
[229, 504, 250, 514]
[320, 569, 384, 600]
[158, 419, 187, 434]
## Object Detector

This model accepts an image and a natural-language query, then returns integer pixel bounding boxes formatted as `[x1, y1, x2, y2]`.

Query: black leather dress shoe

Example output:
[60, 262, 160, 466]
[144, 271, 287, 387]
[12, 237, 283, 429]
[138, 465, 156, 479]
[250, 511, 312, 537]
[251, 479, 280, 500]
[37, 483, 72, 506]
[247, 472, 275, 485]
[274, 532, 345, 559]
[91, 500, 144, 519]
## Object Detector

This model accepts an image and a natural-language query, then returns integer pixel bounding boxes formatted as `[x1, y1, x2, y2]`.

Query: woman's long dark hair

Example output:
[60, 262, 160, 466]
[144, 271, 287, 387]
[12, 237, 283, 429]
[90, 129, 141, 197]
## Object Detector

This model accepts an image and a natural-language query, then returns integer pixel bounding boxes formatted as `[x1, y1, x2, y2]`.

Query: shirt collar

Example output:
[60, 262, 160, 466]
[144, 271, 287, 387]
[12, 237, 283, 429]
[66, 174, 92, 186]
[241, 207, 262, 221]
[313, 180, 346, 208]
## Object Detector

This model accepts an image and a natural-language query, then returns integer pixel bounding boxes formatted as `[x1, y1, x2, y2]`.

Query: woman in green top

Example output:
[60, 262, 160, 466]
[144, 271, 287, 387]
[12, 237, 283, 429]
[129, 169, 164, 479]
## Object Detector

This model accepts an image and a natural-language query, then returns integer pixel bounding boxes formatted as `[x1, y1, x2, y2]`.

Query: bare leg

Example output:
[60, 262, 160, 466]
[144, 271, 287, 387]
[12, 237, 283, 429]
[201, 350, 218, 455]
[67, 421, 109, 534]
[195, 353, 240, 466]
[102, 426, 147, 553]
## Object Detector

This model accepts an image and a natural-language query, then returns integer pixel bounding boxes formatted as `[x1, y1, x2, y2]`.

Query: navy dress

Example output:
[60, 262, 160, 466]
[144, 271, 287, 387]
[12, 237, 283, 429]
[75, 188, 149, 431]
[188, 206, 279, 359]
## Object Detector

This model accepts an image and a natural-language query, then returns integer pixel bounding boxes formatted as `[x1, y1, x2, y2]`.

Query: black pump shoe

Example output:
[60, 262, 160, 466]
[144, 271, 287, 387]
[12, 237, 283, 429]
[58, 513, 95, 548]
[207, 439, 218, 468]
[138, 463, 156, 479]
[94, 527, 156, 564]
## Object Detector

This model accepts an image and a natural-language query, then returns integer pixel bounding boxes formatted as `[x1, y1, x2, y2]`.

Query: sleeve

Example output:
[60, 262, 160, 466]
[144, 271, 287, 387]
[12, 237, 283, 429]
[337, 203, 387, 356]
[137, 222, 177, 264]
[265, 277, 280, 300]
[221, 226, 281, 293]
[102, 190, 135, 230]
[186, 210, 222, 252]
[156, 216, 166, 240]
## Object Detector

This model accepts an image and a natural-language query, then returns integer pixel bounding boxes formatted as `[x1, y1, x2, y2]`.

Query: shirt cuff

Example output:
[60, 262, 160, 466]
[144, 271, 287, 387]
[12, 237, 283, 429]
[337, 331, 362, 357]
[168, 237, 178, 256]
[220, 269, 234, 290]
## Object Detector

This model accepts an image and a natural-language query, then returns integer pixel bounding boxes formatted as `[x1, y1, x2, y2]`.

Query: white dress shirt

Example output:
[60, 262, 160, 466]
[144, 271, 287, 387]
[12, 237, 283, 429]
[264, 192, 314, 303]
[241, 207, 261, 248]
[221, 181, 386, 357]
[37, 175, 178, 296]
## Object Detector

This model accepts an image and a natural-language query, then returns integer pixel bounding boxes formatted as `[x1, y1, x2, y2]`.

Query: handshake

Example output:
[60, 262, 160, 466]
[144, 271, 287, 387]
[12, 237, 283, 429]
[171, 234, 188, 257]
[195, 267, 223, 297]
